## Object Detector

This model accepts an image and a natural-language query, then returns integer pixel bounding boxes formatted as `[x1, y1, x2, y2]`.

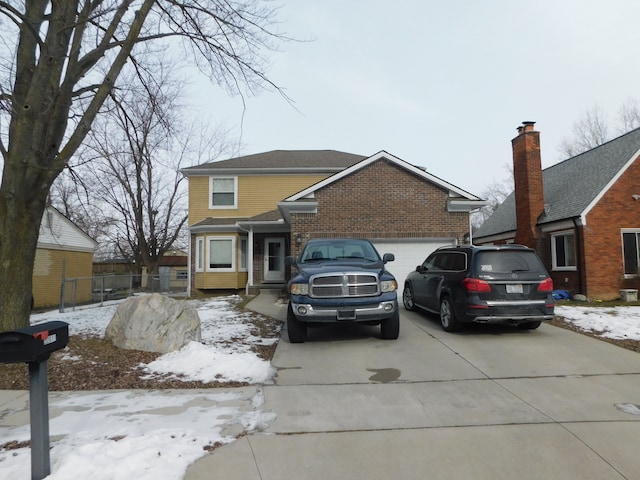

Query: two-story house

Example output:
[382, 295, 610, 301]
[474, 121, 640, 300]
[181, 150, 486, 294]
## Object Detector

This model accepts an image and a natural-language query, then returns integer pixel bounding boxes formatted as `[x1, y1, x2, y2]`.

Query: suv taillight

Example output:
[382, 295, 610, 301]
[462, 277, 492, 292]
[537, 277, 554, 292]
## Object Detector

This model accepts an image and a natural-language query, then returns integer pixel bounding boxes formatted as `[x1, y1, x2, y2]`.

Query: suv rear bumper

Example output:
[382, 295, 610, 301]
[464, 299, 554, 323]
[469, 313, 554, 323]
[290, 300, 397, 323]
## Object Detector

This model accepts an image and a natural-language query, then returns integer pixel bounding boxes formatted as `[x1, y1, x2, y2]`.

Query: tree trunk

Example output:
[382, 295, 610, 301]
[0, 179, 47, 331]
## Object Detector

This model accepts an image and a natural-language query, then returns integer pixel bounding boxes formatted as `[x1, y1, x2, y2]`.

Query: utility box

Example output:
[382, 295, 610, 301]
[620, 289, 638, 302]
[0, 321, 69, 364]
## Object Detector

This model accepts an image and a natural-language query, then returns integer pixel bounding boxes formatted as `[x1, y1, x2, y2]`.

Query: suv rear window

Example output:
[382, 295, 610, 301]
[474, 250, 546, 274]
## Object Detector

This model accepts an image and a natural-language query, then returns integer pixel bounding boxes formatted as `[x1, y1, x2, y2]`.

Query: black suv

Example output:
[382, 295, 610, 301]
[285, 238, 399, 343]
[403, 244, 554, 331]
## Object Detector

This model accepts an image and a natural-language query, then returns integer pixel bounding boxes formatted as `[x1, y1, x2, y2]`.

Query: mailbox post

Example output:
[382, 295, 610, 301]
[0, 321, 69, 480]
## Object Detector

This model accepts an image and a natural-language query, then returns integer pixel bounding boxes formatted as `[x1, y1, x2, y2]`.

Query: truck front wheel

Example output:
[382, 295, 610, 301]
[287, 303, 307, 343]
[380, 310, 400, 339]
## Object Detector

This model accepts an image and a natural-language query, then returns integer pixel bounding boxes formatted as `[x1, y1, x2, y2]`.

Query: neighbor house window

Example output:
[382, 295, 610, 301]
[195, 237, 204, 272]
[551, 231, 577, 270]
[176, 270, 188, 280]
[207, 237, 235, 271]
[622, 230, 640, 276]
[210, 177, 237, 208]
[239, 237, 248, 271]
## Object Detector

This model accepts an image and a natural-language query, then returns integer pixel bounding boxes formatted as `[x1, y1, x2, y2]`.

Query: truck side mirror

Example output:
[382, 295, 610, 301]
[382, 253, 395, 264]
[285, 256, 296, 267]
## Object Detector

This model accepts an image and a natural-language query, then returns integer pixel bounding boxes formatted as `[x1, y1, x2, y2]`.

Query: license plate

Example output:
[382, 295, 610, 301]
[506, 284, 523, 294]
[337, 310, 355, 320]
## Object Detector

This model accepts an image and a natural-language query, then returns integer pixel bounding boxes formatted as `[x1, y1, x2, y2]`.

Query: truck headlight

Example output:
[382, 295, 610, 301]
[290, 283, 309, 295]
[380, 280, 397, 293]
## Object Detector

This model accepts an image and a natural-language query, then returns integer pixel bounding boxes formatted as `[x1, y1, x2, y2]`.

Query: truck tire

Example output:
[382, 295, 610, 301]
[381, 310, 400, 339]
[287, 303, 307, 343]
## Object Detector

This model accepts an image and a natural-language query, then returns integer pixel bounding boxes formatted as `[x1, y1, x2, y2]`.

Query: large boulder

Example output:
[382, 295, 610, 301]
[105, 294, 201, 353]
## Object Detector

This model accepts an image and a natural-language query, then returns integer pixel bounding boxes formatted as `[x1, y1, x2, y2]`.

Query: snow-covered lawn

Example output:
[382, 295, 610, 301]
[0, 295, 280, 480]
[1, 297, 638, 480]
[555, 305, 640, 341]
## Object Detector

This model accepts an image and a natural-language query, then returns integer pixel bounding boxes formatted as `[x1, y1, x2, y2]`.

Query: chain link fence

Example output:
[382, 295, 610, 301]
[59, 272, 188, 312]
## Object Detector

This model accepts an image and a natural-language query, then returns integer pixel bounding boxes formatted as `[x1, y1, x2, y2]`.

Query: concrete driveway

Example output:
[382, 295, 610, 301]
[186, 293, 640, 479]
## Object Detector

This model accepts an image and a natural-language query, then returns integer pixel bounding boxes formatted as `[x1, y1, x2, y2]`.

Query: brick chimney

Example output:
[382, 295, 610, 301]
[512, 121, 544, 249]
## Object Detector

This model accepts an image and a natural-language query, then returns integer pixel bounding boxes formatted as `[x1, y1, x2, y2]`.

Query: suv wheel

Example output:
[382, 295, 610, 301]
[402, 285, 416, 311]
[381, 310, 400, 339]
[287, 303, 307, 343]
[440, 296, 461, 332]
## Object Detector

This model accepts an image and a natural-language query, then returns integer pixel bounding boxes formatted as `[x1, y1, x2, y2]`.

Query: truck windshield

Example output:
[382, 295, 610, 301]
[300, 241, 380, 263]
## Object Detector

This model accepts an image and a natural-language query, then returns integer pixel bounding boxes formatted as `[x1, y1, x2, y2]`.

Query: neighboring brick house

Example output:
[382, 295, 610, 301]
[474, 121, 640, 300]
[34, 206, 97, 308]
[181, 150, 486, 294]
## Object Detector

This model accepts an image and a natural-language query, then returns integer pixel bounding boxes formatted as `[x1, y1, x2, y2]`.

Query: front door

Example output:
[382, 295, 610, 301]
[263, 237, 285, 282]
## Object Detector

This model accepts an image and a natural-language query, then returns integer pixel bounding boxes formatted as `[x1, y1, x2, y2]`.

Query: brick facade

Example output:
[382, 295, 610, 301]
[581, 155, 640, 299]
[496, 122, 640, 300]
[289, 159, 469, 258]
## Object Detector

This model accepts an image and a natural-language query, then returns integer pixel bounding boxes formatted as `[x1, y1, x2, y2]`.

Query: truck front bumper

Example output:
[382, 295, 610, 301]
[290, 300, 397, 323]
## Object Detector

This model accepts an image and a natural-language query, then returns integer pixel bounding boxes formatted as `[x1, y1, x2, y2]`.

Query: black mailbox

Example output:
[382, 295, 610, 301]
[0, 321, 69, 364]
[0, 320, 69, 480]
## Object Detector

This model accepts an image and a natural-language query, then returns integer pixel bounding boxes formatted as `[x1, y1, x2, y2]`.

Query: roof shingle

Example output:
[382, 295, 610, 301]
[475, 127, 640, 239]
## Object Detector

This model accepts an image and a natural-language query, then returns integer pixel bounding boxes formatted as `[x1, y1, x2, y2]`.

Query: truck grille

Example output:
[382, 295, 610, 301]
[309, 273, 380, 298]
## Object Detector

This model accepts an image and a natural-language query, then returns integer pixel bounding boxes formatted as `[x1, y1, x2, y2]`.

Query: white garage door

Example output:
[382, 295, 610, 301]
[372, 239, 456, 288]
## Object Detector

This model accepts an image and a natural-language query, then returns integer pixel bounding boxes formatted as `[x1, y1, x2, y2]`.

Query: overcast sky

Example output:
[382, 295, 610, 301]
[187, 1, 640, 196]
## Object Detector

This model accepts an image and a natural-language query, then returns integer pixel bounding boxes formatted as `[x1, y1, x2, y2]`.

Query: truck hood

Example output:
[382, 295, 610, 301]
[295, 260, 386, 277]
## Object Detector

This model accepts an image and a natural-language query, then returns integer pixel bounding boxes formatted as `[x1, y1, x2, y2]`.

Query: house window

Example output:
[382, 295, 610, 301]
[195, 237, 204, 272]
[207, 237, 235, 271]
[210, 177, 237, 208]
[622, 230, 640, 276]
[176, 270, 188, 280]
[551, 231, 577, 270]
[239, 237, 248, 271]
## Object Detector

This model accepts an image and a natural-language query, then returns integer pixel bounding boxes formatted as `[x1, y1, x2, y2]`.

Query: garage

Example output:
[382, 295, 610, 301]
[372, 238, 456, 287]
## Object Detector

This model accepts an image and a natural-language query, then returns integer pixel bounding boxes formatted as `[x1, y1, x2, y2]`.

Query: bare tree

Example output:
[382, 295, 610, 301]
[0, 1, 286, 331]
[558, 105, 610, 158]
[617, 97, 640, 134]
[51, 60, 239, 273]
[472, 163, 513, 230]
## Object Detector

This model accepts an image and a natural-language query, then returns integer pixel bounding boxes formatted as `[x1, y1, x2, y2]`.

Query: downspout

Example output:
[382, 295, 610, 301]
[573, 217, 585, 295]
[187, 230, 192, 298]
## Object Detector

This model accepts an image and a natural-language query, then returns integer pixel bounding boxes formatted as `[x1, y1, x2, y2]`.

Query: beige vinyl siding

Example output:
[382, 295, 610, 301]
[188, 174, 328, 224]
[188, 176, 210, 223]
[194, 271, 248, 289]
[33, 249, 94, 308]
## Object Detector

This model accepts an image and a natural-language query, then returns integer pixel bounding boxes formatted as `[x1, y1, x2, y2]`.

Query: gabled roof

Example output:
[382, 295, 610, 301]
[277, 151, 486, 222]
[181, 150, 366, 175]
[474, 127, 640, 240]
[38, 206, 97, 253]
[283, 150, 484, 202]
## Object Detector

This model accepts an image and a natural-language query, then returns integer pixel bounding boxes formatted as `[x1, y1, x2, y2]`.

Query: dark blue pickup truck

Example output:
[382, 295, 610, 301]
[285, 238, 399, 343]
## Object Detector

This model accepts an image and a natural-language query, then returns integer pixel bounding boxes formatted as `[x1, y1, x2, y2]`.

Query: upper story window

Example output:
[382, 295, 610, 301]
[210, 177, 237, 209]
[551, 231, 577, 271]
[622, 230, 640, 276]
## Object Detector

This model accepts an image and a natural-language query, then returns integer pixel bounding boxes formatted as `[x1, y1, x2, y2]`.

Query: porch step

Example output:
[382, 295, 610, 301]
[259, 283, 287, 295]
